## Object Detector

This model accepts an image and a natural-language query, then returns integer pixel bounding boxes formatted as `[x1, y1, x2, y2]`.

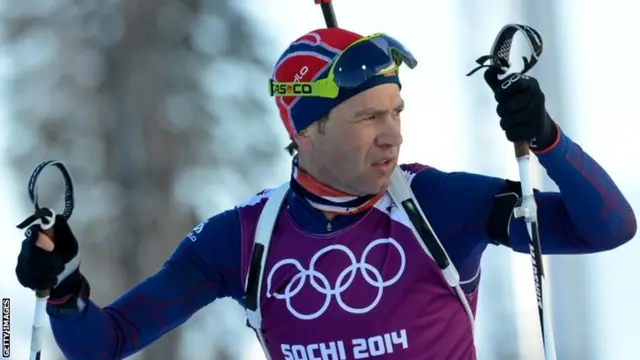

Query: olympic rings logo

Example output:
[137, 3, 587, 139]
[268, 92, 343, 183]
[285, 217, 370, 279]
[265, 238, 406, 320]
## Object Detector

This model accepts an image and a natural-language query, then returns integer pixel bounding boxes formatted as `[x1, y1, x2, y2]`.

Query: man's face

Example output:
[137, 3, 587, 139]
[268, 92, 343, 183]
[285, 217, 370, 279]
[304, 83, 404, 195]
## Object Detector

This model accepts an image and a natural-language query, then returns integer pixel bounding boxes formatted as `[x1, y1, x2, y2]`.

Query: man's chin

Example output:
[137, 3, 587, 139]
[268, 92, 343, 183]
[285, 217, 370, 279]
[372, 177, 391, 194]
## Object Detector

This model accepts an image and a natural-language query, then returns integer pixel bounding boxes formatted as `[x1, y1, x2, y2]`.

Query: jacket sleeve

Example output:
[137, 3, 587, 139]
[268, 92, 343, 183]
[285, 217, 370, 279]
[48, 208, 244, 360]
[405, 125, 636, 292]
[507, 125, 637, 254]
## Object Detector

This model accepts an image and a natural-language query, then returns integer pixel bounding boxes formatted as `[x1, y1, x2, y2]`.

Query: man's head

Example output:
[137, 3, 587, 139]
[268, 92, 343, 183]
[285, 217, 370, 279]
[272, 28, 406, 195]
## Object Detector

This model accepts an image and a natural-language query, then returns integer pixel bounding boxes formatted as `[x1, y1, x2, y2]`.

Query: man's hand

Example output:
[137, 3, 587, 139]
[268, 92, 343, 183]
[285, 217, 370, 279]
[15, 214, 88, 313]
[484, 67, 558, 151]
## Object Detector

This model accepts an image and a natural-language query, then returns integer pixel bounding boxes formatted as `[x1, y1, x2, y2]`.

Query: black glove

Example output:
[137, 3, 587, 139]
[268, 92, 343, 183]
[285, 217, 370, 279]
[484, 67, 558, 151]
[15, 213, 89, 314]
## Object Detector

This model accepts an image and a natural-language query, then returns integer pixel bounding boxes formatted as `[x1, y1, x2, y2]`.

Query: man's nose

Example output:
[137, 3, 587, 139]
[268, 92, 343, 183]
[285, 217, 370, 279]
[376, 114, 403, 148]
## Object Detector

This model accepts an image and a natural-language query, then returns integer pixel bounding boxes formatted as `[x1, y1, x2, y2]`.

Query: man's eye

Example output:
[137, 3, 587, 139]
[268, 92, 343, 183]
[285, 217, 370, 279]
[356, 115, 376, 122]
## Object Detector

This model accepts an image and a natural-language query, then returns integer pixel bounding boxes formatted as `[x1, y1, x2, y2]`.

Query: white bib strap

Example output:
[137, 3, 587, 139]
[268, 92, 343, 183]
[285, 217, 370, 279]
[244, 183, 290, 360]
[387, 167, 475, 332]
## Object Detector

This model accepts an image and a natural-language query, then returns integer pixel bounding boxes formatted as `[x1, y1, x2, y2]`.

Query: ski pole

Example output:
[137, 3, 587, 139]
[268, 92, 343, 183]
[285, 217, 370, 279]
[467, 24, 557, 360]
[16, 160, 76, 360]
[314, 0, 338, 28]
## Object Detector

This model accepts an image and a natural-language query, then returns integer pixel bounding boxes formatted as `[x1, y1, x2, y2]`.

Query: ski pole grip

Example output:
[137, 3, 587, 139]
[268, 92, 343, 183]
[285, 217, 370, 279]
[514, 141, 530, 158]
[35, 289, 50, 298]
[19, 160, 74, 299]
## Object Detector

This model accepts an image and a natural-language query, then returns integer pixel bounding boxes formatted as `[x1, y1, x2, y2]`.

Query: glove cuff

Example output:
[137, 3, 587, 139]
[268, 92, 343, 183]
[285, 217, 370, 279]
[530, 114, 559, 151]
[47, 270, 90, 315]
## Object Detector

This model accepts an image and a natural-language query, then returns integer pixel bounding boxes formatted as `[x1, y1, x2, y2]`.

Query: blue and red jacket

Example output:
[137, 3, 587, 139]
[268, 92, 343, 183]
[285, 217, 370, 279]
[48, 127, 636, 359]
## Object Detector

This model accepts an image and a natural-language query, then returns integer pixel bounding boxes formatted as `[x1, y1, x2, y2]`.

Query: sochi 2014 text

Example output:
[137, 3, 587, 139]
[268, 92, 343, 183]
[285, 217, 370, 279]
[281, 329, 408, 360]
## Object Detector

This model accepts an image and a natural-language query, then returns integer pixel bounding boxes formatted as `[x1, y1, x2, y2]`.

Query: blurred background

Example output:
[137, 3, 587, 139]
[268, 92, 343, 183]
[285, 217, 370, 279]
[0, 0, 637, 359]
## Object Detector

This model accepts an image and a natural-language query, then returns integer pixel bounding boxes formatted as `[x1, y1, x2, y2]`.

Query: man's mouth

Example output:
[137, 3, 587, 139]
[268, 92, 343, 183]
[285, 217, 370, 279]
[372, 158, 395, 169]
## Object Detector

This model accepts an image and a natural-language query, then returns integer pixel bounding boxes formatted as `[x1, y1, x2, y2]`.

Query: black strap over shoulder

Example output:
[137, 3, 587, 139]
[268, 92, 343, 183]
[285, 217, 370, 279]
[466, 24, 544, 77]
[16, 160, 75, 230]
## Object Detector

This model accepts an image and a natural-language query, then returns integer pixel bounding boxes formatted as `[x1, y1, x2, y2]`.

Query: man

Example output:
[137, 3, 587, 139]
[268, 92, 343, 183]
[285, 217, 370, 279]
[15, 27, 636, 360]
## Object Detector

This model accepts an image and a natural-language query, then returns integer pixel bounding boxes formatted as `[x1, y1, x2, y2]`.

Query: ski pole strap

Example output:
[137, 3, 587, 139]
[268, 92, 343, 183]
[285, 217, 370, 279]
[466, 24, 543, 77]
[16, 160, 75, 230]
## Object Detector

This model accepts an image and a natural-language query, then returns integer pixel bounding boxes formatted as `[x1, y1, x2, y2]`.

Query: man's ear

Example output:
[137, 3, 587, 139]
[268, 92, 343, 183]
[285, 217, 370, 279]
[292, 129, 314, 151]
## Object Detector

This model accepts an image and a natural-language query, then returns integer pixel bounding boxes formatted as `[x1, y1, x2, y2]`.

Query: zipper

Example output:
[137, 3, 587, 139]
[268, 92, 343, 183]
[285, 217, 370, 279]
[326, 221, 332, 232]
